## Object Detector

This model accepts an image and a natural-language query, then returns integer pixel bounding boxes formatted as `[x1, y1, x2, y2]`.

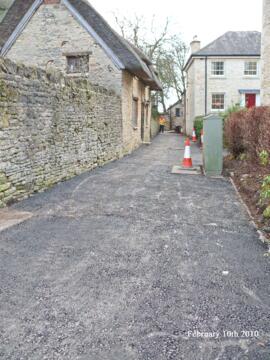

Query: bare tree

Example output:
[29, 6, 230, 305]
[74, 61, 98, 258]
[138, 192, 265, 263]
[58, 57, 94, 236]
[113, 13, 188, 112]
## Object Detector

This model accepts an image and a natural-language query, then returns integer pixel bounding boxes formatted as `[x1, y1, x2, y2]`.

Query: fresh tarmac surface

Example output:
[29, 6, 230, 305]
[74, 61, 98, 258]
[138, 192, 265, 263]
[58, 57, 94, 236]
[0, 133, 269, 359]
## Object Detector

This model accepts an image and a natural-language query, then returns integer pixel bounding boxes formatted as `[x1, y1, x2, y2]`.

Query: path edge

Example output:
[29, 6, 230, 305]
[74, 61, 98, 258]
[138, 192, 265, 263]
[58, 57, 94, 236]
[230, 176, 270, 253]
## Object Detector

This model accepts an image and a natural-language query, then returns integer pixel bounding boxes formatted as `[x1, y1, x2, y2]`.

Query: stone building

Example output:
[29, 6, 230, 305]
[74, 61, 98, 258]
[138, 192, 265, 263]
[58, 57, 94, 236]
[167, 99, 185, 132]
[0, 0, 161, 154]
[184, 32, 261, 135]
[261, 0, 270, 104]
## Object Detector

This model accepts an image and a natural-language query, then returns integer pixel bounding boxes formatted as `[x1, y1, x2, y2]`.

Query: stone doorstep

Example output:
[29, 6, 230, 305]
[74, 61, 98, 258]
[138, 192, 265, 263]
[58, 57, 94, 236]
[171, 165, 202, 175]
[0, 210, 33, 233]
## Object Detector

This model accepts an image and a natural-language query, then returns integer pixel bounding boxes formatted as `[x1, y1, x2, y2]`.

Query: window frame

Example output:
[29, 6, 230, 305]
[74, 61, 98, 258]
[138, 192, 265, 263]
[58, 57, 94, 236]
[66, 54, 90, 74]
[211, 61, 225, 77]
[145, 102, 149, 127]
[244, 61, 258, 76]
[132, 97, 139, 128]
[211, 93, 225, 111]
[175, 108, 181, 117]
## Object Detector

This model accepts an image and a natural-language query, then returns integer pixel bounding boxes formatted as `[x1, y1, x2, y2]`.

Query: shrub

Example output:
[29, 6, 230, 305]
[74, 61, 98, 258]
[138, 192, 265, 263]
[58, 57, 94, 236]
[263, 206, 270, 219]
[194, 116, 204, 141]
[152, 107, 160, 120]
[258, 108, 270, 157]
[260, 175, 270, 219]
[260, 175, 270, 202]
[224, 109, 246, 157]
[222, 104, 242, 122]
[259, 150, 269, 167]
[246, 107, 270, 162]
[224, 106, 270, 163]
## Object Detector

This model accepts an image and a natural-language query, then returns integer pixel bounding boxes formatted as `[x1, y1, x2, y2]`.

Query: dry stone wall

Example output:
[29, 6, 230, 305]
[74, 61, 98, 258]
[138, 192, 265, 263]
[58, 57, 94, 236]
[0, 58, 122, 207]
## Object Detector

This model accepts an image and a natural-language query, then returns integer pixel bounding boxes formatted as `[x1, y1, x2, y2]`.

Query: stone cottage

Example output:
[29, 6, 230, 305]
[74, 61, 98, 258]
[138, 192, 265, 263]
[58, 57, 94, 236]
[184, 32, 261, 135]
[261, 0, 270, 105]
[0, 0, 161, 154]
[167, 99, 185, 132]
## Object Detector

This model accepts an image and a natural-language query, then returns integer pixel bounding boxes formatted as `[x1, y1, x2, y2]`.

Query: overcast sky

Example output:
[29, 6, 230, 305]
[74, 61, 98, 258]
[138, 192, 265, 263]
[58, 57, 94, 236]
[89, 0, 263, 48]
[88, 0, 263, 105]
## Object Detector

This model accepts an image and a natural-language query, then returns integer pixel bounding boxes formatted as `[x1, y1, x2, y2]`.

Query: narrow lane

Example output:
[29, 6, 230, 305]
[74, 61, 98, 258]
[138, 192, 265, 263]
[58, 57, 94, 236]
[0, 133, 269, 359]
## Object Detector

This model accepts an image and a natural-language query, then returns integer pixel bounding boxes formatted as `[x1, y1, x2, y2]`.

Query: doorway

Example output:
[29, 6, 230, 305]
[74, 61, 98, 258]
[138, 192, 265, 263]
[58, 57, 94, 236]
[141, 103, 145, 141]
[245, 93, 256, 108]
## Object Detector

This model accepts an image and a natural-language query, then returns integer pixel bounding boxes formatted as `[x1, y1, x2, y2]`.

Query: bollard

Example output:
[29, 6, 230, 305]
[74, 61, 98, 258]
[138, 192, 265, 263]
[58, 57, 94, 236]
[203, 114, 223, 176]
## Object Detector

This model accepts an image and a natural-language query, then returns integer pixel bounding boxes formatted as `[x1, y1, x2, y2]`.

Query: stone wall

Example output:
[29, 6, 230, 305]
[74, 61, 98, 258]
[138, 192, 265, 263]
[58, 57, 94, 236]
[0, 58, 122, 207]
[261, 0, 270, 104]
[168, 103, 185, 131]
[150, 117, 159, 139]
[121, 71, 151, 154]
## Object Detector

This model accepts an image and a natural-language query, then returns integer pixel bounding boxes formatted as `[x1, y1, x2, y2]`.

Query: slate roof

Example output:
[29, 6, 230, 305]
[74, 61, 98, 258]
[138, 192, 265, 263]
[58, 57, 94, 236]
[195, 31, 261, 56]
[0, 0, 161, 90]
[184, 31, 261, 71]
[0, 0, 34, 50]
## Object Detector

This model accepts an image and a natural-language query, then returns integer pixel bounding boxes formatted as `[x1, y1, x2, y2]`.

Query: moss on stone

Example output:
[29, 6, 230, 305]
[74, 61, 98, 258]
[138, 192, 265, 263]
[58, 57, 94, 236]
[0, 183, 11, 192]
[0, 79, 18, 100]
[0, 173, 8, 185]
[0, 112, 10, 128]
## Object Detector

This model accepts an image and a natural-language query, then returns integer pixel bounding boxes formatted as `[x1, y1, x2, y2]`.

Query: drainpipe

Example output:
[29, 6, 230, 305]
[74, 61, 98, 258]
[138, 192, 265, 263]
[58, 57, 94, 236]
[205, 56, 208, 116]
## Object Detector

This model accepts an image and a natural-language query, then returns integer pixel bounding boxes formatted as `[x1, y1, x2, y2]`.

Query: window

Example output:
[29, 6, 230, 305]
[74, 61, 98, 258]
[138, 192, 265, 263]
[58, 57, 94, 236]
[175, 108, 180, 117]
[212, 93, 225, 110]
[145, 103, 149, 126]
[66, 55, 89, 74]
[211, 61, 224, 76]
[244, 61, 257, 76]
[132, 97, 138, 127]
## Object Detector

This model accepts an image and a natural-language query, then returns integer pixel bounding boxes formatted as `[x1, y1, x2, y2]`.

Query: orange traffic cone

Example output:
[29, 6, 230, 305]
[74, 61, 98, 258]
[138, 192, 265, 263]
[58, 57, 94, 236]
[200, 129, 204, 148]
[182, 138, 193, 168]
[192, 128, 197, 142]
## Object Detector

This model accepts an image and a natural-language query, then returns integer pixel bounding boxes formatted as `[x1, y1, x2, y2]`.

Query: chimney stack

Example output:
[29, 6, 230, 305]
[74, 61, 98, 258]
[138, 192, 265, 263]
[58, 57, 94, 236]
[190, 36, 201, 54]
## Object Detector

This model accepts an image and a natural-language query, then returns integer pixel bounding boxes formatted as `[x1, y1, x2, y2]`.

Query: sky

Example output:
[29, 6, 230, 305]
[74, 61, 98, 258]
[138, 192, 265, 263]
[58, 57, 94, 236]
[88, 0, 263, 106]
[89, 0, 263, 49]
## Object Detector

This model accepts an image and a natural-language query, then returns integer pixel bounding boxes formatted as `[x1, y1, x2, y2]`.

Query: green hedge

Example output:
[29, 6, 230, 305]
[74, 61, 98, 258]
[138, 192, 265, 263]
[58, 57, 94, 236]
[194, 116, 203, 141]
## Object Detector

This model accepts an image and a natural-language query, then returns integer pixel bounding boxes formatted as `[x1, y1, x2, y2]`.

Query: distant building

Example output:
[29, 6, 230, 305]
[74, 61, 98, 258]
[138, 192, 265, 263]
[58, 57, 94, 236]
[184, 32, 261, 135]
[167, 99, 185, 132]
[0, 0, 162, 154]
[261, 0, 270, 104]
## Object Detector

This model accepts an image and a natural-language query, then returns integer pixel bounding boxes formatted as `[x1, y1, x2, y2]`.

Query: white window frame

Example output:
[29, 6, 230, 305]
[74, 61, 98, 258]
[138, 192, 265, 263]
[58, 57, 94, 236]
[244, 61, 258, 76]
[211, 93, 225, 111]
[211, 61, 225, 76]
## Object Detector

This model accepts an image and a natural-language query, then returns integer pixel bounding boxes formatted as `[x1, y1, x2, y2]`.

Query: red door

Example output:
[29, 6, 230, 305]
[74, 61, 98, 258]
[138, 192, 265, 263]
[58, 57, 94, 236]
[245, 94, 256, 108]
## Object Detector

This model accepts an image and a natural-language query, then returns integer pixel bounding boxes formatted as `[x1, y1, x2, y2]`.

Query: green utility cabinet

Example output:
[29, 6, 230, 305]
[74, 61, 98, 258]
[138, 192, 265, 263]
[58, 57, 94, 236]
[203, 114, 223, 176]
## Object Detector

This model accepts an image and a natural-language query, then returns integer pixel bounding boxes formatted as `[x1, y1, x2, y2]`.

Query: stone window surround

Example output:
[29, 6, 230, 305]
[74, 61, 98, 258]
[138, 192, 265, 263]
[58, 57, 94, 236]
[63, 51, 92, 75]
